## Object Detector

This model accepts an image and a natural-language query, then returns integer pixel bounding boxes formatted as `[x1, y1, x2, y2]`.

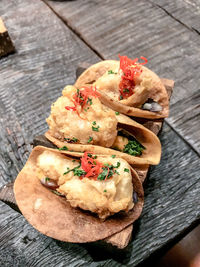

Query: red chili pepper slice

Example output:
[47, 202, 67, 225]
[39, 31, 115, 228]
[140, 56, 148, 65]
[65, 86, 100, 119]
[81, 152, 103, 180]
[118, 55, 148, 100]
[65, 106, 76, 111]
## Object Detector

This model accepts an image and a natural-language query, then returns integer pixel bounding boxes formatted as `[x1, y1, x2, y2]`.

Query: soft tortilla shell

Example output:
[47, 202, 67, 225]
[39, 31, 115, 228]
[14, 146, 144, 243]
[75, 60, 169, 119]
[45, 114, 161, 165]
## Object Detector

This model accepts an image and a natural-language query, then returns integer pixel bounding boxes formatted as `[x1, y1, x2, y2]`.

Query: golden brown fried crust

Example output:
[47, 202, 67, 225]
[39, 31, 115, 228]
[45, 112, 161, 166]
[75, 60, 169, 119]
[14, 146, 144, 243]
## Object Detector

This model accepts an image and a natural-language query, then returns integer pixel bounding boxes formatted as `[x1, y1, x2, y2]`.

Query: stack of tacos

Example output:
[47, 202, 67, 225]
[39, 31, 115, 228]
[14, 55, 170, 245]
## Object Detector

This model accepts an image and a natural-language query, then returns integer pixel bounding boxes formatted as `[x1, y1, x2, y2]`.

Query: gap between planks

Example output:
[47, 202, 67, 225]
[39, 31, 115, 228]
[148, 0, 200, 36]
[164, 119, 200, 158]
[41, 0, 104, 60]
[42, 0, 200, 158]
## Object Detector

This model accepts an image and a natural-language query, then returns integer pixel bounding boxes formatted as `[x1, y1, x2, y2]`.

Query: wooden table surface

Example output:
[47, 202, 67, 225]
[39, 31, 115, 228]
[0, 0, 200, 266]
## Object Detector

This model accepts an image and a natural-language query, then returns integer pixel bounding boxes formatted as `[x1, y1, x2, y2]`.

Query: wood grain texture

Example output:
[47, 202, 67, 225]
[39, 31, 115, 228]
[1, 123, 200, 267]
[45, 0, 200, 154]
[0, 201, 96, 267]
[104, 224, 133, 249]
[0, 0, 99, 190]
[0, 183, 16, 205]
[167, 90, 200, 155]
[150, 0, 200, 33]
[0, 0, 200, 266]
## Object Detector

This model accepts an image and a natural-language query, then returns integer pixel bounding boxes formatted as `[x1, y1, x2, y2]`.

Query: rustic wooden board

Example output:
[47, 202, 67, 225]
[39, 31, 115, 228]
[0, 0, 99, 190]
[167, 89, 200, 155]
[0, 123, 200, 267]
[0, 0, 200, 266]
[151, 0, 200, 33]
[45, 0, 200, 155]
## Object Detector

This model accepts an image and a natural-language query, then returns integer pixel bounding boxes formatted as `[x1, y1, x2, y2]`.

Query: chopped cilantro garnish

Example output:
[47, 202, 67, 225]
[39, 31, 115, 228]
[45, 177, 50, 182]
[63, 163, 86, 177]
[84, 108, 87, 112]
[111, 155, 116, 158]
[115, 112, 120, 115]
[115, 170, 120, 175]
[92, 121, 96, 125]
[124, 168, 129, 173]
[59, 146, 68, 151]
[72, 159, 76, 162]
[76, 89, 85, 105]
[97, 168, 108, 180]
[97, 161, 121, 180]
[92, 126, 100, 132]
[98, 167, 113, 180]
[104, 189, 107, 192]
[123, 139, 145, 156]
[108, 70, 117, 74]
[123, 88, 130, 93]
[88, 136, 93, 143]
[87, 97, 92, 105]
[113, 162, 120, 168]
[73, 168, 86, 177]
[119, 95, 123, 100]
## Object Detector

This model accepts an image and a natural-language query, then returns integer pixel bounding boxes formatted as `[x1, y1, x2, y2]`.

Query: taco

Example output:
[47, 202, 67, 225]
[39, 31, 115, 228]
[14, 146, 144, 243]
[74, 56, 169, 119]
[45, 85, 161, 165]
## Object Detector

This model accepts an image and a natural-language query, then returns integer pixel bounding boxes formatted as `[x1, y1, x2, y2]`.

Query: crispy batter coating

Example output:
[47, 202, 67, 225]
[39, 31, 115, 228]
[94, 67, 153, 107]
[46, 86, 118, 147]
[37, 150, 134, 219]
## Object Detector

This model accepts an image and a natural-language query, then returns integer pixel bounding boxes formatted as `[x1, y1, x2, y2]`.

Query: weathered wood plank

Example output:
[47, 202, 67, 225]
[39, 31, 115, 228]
[1, 123, 200, 266]
[104, 122, 200, 266]
[150, 0, 200, 33]
[167, 90, 200, 154]
[0, 201, 96, 267]
[0, 0, 200, 266]
[45, 0, 200, 155]
[45, 0, 200, 102]
[0, 0, 99, 189]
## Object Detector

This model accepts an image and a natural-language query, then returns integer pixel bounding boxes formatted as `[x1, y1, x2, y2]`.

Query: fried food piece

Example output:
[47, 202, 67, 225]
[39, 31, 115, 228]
[37, 150, 134, 219]
[94, 67, 152, 107]
[46, 86, 117, 147]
